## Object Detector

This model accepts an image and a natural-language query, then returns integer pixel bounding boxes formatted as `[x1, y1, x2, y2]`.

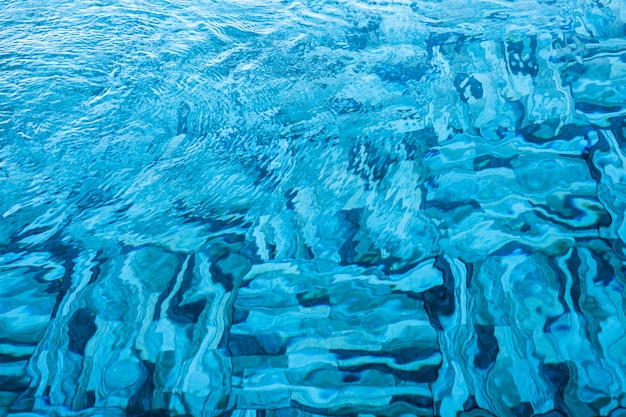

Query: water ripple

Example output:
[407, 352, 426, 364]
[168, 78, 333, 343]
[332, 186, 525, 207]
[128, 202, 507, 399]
[2, 0, 626, 416]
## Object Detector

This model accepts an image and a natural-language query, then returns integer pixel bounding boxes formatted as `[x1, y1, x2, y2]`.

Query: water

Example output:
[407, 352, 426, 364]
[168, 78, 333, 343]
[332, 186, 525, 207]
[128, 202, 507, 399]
[1, 0, 626, 415]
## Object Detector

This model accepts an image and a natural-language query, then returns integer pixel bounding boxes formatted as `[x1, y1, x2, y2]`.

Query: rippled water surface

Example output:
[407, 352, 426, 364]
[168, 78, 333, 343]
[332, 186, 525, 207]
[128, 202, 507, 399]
[2, 0, 626, 415]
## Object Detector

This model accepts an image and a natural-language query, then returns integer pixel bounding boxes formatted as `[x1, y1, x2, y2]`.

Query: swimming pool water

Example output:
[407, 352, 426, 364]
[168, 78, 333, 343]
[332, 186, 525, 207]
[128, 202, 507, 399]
[1, 0, 626, 416]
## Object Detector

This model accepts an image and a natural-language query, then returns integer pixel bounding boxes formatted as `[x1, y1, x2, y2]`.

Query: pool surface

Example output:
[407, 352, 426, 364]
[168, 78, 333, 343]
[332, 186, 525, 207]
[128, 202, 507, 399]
[1, 0, 626, 416]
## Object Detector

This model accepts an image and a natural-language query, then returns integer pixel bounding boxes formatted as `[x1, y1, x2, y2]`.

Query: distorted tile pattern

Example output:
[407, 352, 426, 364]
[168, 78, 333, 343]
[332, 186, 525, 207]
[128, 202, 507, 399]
[1, 0, 626, 416]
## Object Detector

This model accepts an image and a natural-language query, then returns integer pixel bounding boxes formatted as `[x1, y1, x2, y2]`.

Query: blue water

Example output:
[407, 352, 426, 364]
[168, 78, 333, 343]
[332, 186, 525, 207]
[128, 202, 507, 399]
[1, 0, 626, 416]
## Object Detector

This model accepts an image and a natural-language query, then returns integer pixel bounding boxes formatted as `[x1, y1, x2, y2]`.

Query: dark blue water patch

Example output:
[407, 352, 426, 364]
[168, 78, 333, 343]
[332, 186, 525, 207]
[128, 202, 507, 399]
[511, 402, 534, 417]
[576, 101, 623, 114]
[331, 346, 440, 365]
[421, 256, 455, 331]
[167, 264, 207, 324]
[296, 292, 331, 307]
[67, 307, 98, 356]
[227, 334, 287, 356]
[454, 73, 483, 103]
[336, 363, 440, 383]
[473, 324, 499, 370]
[540, 362, 571, 414]
[506, 35, 539, 77]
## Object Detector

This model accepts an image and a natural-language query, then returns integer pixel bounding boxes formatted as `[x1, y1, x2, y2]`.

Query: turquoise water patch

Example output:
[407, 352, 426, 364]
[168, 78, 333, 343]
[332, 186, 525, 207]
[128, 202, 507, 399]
[1, 0, 626, 416]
